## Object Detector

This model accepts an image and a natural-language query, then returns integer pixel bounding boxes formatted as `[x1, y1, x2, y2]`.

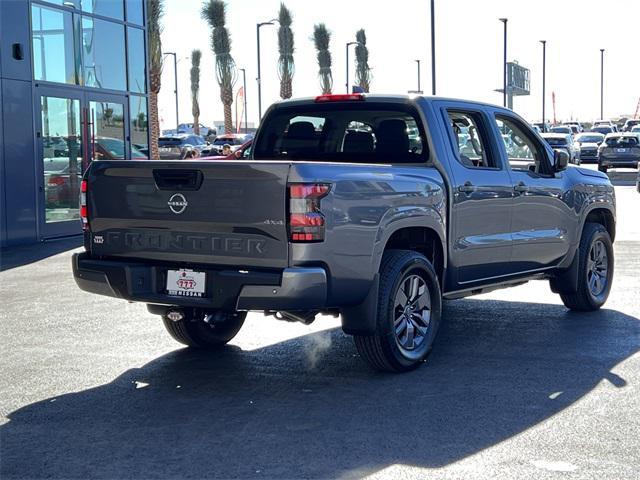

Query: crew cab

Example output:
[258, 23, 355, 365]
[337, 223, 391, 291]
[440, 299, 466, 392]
[73, 95, 616, 372]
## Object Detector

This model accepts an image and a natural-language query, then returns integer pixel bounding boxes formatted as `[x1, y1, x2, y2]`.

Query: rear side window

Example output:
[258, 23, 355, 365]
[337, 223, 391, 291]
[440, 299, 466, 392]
[253, 103, 427, 163]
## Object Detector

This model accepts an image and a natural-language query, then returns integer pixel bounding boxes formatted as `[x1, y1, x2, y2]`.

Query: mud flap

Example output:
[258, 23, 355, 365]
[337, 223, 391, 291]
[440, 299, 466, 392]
[550, 250, 579, 294]
[340, 274, 379, 335]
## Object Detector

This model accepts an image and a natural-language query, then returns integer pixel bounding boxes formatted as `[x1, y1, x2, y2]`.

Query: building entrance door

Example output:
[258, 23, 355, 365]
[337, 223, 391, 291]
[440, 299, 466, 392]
[36, 88, 128, 239]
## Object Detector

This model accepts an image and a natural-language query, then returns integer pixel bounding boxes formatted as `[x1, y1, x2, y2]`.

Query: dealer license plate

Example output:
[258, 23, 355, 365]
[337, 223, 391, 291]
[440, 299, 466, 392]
[166, 269, 206, 297]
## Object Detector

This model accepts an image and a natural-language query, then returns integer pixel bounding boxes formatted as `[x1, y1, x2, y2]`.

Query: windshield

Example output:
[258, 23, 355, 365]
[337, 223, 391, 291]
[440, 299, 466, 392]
[575, 134, 604, 143]
[254, 103, 427, 163]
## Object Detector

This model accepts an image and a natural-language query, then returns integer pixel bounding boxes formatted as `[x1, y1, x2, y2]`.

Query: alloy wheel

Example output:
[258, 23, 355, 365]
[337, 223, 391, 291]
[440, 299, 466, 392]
[393, 274, 431, 351]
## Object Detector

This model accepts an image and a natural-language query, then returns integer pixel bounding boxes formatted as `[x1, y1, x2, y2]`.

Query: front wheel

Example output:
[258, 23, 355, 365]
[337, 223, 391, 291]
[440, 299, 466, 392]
[559, 223, 614, 311]
[354, 250, 442, 373]
[162, 309, 246, 348]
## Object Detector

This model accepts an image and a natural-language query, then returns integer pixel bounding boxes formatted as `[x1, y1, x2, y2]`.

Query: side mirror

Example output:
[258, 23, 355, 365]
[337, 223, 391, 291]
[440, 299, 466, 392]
[553, 149, 569, 172]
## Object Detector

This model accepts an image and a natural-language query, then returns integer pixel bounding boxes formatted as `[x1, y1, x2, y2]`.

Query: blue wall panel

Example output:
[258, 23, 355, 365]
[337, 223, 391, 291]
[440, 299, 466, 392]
[2, 78, 37, 245]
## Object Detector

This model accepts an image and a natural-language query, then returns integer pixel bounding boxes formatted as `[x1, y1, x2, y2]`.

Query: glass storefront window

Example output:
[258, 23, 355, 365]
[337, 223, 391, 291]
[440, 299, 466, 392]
[32, 5, 79, 85]
[126, 0, 144, 25]
[82, 17, 126, 91]
[41, 96, 83, 223]
[89, 101, 125, 160]
[82, 0, 124, 20]
[127, 27, 146, 93]
[130, 96, 148, 157]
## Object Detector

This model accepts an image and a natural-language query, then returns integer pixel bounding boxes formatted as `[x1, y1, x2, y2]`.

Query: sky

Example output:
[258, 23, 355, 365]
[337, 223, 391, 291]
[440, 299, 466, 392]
[158, 0, 640, 131]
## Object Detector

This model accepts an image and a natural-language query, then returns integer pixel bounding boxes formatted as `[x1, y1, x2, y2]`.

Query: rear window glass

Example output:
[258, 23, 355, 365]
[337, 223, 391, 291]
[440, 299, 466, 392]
[253, 103, 427, 163]
[605, 136, 638, 147]
[543, 137, 568, 146]
[158, 137, 182, 146]
[213, 137, 245, 146]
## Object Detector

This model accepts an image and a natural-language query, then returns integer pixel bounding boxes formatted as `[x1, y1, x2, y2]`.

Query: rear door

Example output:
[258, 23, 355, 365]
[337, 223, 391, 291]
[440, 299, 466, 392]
[87, 161, 290, 268]
[437, 104, 515, 287]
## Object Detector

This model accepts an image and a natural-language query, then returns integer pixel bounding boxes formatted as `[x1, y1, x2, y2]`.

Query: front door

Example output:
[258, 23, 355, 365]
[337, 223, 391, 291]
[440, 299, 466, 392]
[438, 105, 515, 289]
[37, 87, 85, 238]
[36, 88, 128, 239]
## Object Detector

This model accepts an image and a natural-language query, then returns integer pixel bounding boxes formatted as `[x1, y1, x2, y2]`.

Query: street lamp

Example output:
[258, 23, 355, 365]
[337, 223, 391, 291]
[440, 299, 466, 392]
[415, 59, 422, 93]
[430, 0, 436, 95]
[163, 52, 179, 133]
[540, 40, 546, 130]
[239, 68, 248, 134]
[256, 19, 278, 122]
[345, 41, 359, 93]
[600, 48, 605, 119]
[499, 18, 507, 108]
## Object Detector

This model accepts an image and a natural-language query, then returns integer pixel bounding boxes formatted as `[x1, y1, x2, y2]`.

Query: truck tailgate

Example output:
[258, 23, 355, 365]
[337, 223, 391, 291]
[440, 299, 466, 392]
[86, 160, 290, 268]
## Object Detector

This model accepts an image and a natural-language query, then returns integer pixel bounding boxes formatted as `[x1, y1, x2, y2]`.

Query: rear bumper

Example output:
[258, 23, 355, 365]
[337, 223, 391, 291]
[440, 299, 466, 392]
[72, 253, 327, 311]
[599, 157, 639, 168]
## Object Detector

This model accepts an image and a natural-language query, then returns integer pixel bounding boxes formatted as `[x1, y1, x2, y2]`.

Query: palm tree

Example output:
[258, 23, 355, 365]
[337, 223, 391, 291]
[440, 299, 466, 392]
[190, 49, 202, 135]
[313, 24, 332, 94]
[355, 29, 371, 92]
[147, 0, 164, 159]
[277, 3, 294, 99]
[202, 0, 237, 134]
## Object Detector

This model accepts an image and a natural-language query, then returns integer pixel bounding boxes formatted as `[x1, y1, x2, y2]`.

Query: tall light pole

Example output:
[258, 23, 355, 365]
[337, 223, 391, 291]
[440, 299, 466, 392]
[540, 40, 546, 130]
[163, 52, 179, 133]
[239, 68, 248, 133]
[415, 59, 421, 93]
[600, 48, 605, 119]
[346, 41, 359, 93]
[256, 20, 277, 122]
[430, 0, 436, 95]
[499, 18, 507, 108]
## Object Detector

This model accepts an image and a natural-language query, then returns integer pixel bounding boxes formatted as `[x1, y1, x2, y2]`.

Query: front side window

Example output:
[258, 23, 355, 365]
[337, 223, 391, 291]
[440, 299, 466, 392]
[446, 111, 494, 168]
[82, 17, 126, 91]
[254, 103, 427, 163]
[495, 115, 547, 173]
[32, 5, 79, 85]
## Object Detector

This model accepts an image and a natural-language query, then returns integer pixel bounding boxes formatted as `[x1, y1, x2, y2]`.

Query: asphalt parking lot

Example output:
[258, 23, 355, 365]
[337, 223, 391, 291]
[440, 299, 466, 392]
[1, 171, 639, 479]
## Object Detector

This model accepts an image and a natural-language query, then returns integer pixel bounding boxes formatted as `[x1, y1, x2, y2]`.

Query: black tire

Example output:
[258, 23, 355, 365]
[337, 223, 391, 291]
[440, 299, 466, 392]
[560, 223, 614, 311]
[354, 250, 442, 373]
[598, 164, 608, 173]
[162, 309, 247, 348]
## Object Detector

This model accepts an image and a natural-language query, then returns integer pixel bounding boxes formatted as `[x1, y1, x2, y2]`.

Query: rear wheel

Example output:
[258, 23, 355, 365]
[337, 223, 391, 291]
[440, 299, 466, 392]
[560, 223, 614, 311]
[162, 309, 246, 348]
[354, 250, 442, 373]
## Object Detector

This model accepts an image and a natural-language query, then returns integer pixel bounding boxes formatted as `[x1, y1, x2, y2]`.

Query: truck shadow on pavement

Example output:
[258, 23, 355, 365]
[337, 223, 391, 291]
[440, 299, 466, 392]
[2, 298, 639, 479]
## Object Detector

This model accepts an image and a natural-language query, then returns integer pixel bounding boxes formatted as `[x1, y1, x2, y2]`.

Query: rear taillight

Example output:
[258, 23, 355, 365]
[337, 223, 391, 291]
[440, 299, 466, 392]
[80, 180, 88, 231]
[288, 183, 330, 242]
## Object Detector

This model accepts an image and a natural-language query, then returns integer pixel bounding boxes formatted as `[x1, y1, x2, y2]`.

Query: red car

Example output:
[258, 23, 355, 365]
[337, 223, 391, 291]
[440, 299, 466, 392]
[201, 139, 252, 160]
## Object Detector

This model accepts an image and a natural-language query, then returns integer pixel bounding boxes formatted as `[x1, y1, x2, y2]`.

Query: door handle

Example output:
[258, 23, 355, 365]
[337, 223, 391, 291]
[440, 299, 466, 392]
[458, 181, 476, 193]
[514, 182, 530, 193]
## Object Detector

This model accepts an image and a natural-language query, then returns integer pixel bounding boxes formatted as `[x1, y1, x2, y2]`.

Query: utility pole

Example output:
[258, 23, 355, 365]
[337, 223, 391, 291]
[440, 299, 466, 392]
[163, 52, 179, 133]
[600, 49, 605, 119]
[256, 20, 277, 122]
[540, 40, 546, 130]
[346, 42, 359, 93]
[239, 68, 248, 133]
[430, 0, 436, 95]
[499, 18, 508, 108]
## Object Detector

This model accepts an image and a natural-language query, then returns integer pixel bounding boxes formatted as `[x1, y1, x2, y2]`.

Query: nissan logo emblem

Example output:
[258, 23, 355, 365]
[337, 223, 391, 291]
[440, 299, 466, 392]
[168, 193, 188, 214]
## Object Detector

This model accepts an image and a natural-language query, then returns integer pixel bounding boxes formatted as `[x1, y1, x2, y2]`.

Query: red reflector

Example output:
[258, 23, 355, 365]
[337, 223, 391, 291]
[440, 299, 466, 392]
[80, 205, 87, 218]
[290, 213, 325, 227]
[48, 176, 65, 186]
[289, 184, 330, 199]
[315, 94, 364, 103]
[81, 180, 87, 193]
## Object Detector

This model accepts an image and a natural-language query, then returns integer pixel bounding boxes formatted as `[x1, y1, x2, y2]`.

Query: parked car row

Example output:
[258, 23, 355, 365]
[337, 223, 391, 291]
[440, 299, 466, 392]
[155, 133, 253, 160]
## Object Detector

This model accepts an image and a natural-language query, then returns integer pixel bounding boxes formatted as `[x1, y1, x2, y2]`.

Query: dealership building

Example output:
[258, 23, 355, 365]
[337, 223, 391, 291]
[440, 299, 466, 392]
[1, 0, 149, 248]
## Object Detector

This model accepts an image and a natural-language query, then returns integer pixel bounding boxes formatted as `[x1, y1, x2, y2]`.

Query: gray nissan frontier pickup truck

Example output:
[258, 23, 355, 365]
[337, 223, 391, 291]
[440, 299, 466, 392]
[73, 94, 616, 372]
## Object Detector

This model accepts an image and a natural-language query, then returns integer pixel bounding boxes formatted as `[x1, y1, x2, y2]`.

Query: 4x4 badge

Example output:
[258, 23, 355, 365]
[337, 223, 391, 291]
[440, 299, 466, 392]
[168, 193, 188, 214]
